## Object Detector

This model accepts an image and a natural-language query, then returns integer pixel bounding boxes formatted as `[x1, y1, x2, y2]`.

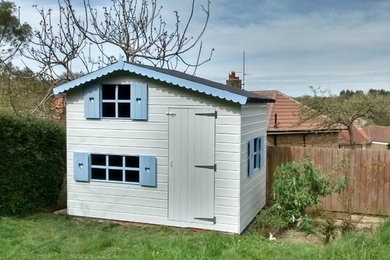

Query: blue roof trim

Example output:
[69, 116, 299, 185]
[53, 60, 272, 104]
[53, 60, 125, 95]
[120, 63, 247, 104]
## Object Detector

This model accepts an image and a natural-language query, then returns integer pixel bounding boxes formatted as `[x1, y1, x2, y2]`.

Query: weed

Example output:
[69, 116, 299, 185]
[0, 214, 388, 259]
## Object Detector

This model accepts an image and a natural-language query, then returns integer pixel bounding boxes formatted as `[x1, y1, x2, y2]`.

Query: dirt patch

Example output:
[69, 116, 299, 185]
[267, 214, 386, 245]
[312, 213, 386, 232]
[53, 208, 67, 215]
[276, 230, 324, 245]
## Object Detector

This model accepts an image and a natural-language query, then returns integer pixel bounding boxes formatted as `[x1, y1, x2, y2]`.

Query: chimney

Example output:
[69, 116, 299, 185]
[226, 71, 242, 89]
[274, 113, 278, 128]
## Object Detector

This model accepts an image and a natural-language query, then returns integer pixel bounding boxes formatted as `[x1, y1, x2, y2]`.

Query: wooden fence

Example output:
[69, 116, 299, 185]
[266, 146, 390, 216]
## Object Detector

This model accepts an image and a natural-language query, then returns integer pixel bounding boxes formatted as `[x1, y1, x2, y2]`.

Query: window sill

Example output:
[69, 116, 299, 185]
[86, 118, 147, 122]
[90, 179, 140, 185]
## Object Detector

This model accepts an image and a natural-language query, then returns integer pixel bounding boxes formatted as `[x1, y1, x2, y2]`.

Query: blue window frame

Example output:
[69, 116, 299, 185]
[248, 136, 265, 175]
[74, 152, 157, 187]
[91, 154, 140, 184]
[102, 84, 131, 118]
[84, 82, 148, 120]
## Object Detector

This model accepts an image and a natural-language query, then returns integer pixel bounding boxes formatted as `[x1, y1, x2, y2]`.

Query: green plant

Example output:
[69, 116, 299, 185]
[254, 207, 289, 236]
[0, 111, 65, 215]
[270, 159, 344, 229]
[376, 218, 390, 245]
[322, 217, 339, 244]
[0, 214, 389, 259]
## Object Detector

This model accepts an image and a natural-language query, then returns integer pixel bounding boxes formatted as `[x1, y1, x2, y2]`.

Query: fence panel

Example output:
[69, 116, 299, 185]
[266, 146, 390, 215]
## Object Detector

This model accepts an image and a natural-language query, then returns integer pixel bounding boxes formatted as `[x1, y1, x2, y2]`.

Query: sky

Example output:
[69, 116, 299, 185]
[13, 0, 390, 96]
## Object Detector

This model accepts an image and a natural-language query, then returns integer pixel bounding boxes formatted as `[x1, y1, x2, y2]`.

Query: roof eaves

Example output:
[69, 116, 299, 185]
[121, 63, 248, 104]
[268, 129, 341, 134]
[53, 61, 253, 104]
[247, 96, 275, 103]
[53, 61, 125, 95]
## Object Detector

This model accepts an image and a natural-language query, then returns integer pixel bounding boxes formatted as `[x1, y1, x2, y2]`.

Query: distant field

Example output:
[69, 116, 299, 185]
[0, 214, 389, 259]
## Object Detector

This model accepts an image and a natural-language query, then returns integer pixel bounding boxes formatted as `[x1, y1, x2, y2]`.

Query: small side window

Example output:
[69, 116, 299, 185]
[248, 136, 265, 176]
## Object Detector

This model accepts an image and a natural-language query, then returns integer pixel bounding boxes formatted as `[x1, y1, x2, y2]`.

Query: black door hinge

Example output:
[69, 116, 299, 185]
[195, 111, 217, 118]
[194, 217, 216, 224]
[194, 164, 217, 171]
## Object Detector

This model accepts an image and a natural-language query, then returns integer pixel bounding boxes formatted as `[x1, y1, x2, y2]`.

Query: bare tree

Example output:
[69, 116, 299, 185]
[19, 3, 103, 116]
[64, 0, 213, 74]
[299, 87, 389, 149]
[0, 1, 31, 64]
[24, 4, 101, 82]
[5, 0, 213, 117]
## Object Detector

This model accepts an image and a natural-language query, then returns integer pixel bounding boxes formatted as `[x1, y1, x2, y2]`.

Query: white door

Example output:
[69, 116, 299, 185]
[168, 108, 216, 223]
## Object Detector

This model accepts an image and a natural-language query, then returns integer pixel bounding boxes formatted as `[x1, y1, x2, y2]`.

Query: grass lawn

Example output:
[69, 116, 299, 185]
[0, 214, 389, 259]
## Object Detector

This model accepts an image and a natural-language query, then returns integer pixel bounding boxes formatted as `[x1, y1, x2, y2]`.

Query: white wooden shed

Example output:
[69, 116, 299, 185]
[53, 59, 274, 234]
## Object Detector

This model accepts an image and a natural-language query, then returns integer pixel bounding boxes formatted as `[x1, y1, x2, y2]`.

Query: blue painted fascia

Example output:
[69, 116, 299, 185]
[121, 63, 247, 104]
[53, 60, 248, 104]
[53, 60, 125, 95]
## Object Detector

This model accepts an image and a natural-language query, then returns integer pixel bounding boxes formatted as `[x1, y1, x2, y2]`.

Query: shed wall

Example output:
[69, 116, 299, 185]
[239, 103, 268, 233]
[66, 76, 242, 233]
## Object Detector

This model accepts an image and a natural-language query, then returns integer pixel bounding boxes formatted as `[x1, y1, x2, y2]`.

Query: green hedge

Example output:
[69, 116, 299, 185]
[0, 112, 66, 215]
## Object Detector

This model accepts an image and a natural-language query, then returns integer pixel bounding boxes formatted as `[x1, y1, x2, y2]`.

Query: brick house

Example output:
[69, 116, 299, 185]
[225, 73, 344, 148]
[339, 125, 390, 150]
[252, 90, 344, 147]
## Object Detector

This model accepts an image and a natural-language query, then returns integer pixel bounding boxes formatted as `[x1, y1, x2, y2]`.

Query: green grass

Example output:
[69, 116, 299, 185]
[0, 214, 389, 259]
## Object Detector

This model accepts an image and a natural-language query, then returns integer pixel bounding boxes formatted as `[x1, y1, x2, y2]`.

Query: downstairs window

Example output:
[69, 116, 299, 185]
[91, 154, 140, 184]
[73, 152, 156, 187]
[248, 136, 265, 175]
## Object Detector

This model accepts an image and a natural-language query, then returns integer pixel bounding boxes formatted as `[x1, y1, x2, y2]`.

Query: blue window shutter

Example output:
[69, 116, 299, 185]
[140, 156, 156, 187]
[131, 82, 148, 120]
[84, 84, 101, 118]
[248, 139, 254, 175]
[74, 152, 90, 182]
[260, 136, 266, 169]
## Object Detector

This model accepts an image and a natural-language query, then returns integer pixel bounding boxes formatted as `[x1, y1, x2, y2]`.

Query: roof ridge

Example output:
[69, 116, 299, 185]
[53, 60, 275, 105]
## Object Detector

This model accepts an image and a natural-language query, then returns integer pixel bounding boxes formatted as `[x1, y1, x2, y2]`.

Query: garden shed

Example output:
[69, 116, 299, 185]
[53, 59, 274, 234]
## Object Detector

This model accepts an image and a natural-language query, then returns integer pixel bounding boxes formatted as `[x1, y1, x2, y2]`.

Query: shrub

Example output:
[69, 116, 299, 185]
[0, 111, 66, 215]
[270, 159, 344, 229]
[254, 207, 289, 236]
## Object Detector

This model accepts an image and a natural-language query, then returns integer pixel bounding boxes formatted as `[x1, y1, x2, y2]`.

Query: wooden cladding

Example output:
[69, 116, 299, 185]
[267, 146, 390, 216]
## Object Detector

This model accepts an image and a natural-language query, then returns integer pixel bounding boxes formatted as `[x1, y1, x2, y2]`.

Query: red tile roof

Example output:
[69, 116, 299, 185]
[253, 90, 343, 133]
[363, 126, 390, 143]
[338, 125, 390, 145]
[338, 126, 370, 145]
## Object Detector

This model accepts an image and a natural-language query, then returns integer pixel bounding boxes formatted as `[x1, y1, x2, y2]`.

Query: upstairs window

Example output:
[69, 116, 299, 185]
[102, 84, 131, 118]
[84, 82, 148, 120]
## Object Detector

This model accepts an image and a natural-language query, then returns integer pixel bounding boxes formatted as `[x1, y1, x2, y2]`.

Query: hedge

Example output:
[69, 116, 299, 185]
[0, 111, 66, 215]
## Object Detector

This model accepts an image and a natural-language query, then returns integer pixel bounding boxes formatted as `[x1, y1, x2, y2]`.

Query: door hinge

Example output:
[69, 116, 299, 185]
[194, 164, 217, 171]
[195, 217, 216, 224]
[195, 111, 217, 118]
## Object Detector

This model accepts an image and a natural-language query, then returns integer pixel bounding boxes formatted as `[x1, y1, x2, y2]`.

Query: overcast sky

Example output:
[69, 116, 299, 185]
[14, 0, 390, 96]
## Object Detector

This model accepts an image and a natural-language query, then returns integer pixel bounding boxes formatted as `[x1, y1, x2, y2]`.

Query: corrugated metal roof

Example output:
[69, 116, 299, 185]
[53, 60, 274, 105]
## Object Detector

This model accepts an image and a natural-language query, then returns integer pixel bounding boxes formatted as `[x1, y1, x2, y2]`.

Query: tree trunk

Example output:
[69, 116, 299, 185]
[347, 125, 355, 149]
